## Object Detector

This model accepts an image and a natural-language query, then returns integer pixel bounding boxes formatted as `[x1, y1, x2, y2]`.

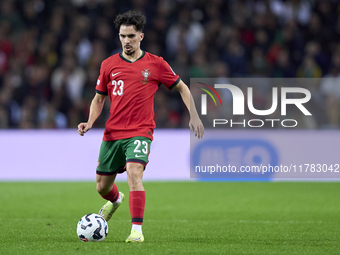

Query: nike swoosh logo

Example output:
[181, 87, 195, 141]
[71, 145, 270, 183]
[112, 72, 121, 77]
[135, 154, 144, 158]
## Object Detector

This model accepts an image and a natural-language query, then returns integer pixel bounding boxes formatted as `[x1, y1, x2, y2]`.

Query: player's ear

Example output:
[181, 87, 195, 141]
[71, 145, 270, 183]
[139, 33, 144, 42]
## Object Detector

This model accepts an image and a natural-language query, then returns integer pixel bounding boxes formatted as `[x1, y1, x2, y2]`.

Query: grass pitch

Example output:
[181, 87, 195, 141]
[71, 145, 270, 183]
[0, 182, 339, 255]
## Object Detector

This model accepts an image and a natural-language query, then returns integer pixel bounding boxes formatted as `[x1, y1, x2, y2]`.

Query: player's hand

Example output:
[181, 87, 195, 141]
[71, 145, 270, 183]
[78, 122, 92, 136]
[189, 116, 204, 139]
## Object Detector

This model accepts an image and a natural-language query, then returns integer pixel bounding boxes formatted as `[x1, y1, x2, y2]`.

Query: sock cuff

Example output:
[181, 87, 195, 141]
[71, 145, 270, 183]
[130, 191, 145, 195]
[129, 191, 146, 201]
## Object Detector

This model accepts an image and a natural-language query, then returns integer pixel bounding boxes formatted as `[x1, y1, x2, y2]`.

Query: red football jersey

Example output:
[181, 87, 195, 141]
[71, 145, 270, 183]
[95, 51, 180, 141]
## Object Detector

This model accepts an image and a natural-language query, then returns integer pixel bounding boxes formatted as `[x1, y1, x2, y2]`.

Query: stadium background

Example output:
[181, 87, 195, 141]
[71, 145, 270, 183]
[1, 0, 340, 130]
[1, 0, 340, 181]
[1, 1, 340, 254]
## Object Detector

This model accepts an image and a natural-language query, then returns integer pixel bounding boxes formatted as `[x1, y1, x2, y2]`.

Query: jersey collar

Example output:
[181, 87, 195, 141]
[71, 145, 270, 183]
[119, 50, 145, 63]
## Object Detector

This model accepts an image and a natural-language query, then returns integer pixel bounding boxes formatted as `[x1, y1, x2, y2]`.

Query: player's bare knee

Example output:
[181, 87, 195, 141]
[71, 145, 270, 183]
[127, 170, 140, 182]
[126, 164, 144, 190]
[128, 178, 143, 191]
[127, 165, 143, 179]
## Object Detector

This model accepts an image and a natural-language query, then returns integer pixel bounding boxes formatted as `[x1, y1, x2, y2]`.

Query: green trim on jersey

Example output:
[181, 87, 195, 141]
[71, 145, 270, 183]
[95, 89, 108, 95]
[96, 136, 152, 175]
[169, 77, 181, 90]
[119, 51, 145, 63]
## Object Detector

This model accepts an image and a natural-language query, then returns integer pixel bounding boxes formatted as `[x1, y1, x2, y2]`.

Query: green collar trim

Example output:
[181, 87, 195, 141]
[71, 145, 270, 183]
[119, 50, 145, 63]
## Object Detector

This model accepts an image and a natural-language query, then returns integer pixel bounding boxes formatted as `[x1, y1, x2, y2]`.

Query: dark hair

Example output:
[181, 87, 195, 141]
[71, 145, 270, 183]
[114, 11, 146, 32]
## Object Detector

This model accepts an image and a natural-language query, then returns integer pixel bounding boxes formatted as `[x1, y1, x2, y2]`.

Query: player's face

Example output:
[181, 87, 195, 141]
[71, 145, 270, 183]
[119, 25, 144, 56]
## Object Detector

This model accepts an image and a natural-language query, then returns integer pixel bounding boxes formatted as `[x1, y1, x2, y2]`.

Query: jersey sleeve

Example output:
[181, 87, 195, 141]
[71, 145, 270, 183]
[158, 57, 180, 90]
[95, 60, 109, 95]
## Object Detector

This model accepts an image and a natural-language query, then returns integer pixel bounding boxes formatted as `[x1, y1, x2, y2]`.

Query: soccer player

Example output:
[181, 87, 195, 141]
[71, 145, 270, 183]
[77, 11, 204, 243]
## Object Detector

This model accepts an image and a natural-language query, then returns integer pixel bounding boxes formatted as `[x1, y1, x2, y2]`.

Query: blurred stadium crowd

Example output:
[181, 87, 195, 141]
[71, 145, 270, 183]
[0, 0, 340, 129]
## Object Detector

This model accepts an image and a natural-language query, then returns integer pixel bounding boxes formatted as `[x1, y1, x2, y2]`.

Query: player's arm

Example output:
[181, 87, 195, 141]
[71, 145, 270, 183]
[78, 93, 106, 136]
[175, 80, 204, 139]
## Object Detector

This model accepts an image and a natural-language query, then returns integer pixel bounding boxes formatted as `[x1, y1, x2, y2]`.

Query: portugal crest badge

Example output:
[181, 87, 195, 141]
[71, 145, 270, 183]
[141, 69, 151, 84]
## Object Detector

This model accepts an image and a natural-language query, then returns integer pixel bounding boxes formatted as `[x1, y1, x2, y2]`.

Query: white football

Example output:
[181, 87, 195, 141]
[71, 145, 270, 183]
[77, 213, 108, 242]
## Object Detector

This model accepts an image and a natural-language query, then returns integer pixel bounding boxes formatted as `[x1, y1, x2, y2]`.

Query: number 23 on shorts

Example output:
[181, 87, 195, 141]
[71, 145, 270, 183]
[127, 137, 151, 163]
